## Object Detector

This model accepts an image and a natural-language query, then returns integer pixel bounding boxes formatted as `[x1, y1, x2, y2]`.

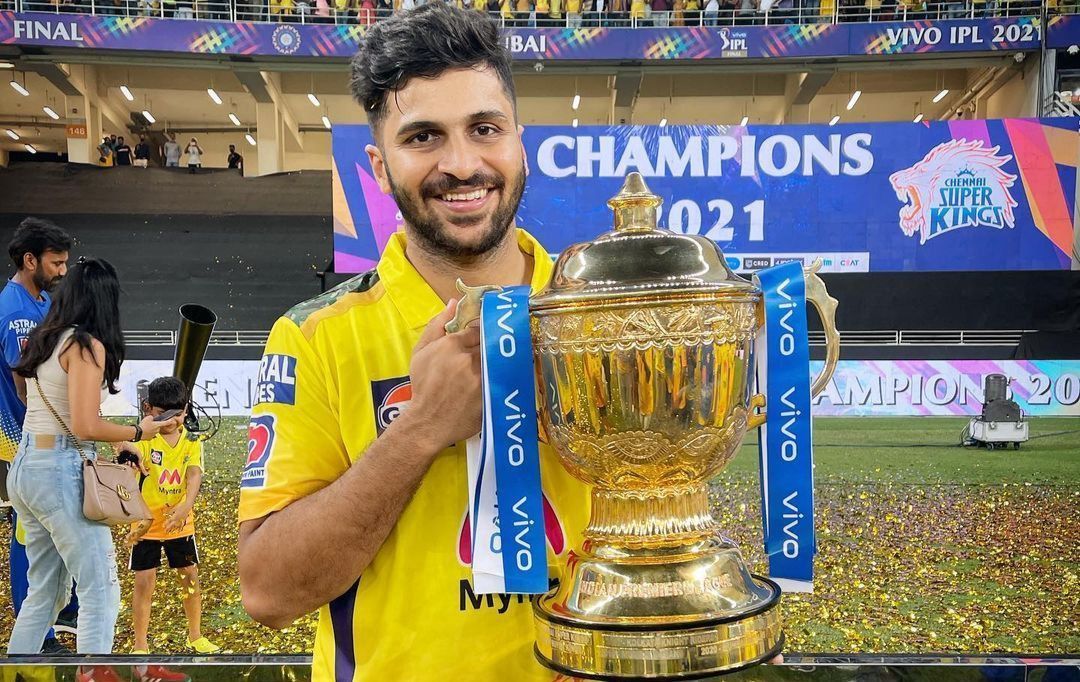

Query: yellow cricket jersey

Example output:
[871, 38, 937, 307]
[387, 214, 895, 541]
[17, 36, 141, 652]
[135, 430, 203, 541]
[238, 229, 590, 682]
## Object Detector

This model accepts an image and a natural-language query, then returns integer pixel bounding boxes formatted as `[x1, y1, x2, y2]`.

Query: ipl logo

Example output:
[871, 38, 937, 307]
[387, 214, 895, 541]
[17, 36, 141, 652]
[718, 28, 748, 57]
[889, 139, 1018, 244]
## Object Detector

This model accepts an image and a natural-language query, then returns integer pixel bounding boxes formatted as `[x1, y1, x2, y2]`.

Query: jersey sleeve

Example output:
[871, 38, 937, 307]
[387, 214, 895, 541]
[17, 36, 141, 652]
[189, 439, 204, 471]
[238, 316, 350, 523]
[0, 314, 20, 369]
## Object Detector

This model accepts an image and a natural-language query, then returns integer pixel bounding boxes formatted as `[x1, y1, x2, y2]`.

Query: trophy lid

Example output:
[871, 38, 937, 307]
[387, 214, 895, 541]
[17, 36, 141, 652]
[532, 172, 757, 310]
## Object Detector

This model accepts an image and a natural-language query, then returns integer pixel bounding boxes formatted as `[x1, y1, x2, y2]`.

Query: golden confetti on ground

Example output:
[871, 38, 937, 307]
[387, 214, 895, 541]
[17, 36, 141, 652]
[0, 417, 1075, 655]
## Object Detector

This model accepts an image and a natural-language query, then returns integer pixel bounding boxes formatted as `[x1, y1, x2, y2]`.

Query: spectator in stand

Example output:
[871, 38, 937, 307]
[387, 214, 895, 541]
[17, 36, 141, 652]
[704, 0, 718, 24]
[629, 0, 645, 23]
[358, 0, 376, 24]
[566, 0, 582, 25]
[175, 0, 194, 18]
[185, 138, 203, 174]
[377, 0, 394, 19]
[296, 0, 312, 20]
[682, 0, 699, 24]
[133, 136, 150, 168]
[608, 0, 626, 25]
[162, 133, 181, 169]
[114, 137, 132, 167]
[548, 0, 563, 24]
[650, 0, 670, 25]
[335, 0, 354, 22]
[514, 0, 530, 25]
[227, 144, 244, 173]
[96, 136, 113, 166]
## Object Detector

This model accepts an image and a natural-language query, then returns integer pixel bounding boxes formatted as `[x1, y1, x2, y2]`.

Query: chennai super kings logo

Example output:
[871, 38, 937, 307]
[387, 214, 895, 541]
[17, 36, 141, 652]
[889, 139, 1018, 244]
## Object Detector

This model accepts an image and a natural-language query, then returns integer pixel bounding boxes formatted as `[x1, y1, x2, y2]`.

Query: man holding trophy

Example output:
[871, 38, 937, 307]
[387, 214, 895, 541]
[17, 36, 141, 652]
[237, 3, 839, 680]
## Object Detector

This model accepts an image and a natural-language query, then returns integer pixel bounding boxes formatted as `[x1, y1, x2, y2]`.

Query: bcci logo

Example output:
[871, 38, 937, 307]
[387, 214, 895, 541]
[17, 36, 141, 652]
[271, 25, 301, 55]
[242, 415, 276, 489]
[889, 139, 1018, 244]
[371, 377, 411, 436]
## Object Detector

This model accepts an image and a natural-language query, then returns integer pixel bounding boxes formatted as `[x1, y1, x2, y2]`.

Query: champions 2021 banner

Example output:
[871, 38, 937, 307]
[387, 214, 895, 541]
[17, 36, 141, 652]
[332, 118, 1078, 275]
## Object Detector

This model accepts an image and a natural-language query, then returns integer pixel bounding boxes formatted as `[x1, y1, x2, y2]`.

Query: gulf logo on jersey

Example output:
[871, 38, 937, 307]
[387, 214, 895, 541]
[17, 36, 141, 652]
[457, 493, 566, 567]
[371, 376, 411, 436]
[241, 415, 276, 488]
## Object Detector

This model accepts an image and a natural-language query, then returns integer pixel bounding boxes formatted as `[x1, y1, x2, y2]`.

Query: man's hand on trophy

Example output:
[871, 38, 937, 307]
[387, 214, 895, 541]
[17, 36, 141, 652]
[405, 298, 483, 451]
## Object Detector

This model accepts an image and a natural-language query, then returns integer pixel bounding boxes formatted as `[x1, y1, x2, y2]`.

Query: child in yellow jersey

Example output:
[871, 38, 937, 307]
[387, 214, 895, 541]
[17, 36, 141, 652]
[117, 377, 219, 656]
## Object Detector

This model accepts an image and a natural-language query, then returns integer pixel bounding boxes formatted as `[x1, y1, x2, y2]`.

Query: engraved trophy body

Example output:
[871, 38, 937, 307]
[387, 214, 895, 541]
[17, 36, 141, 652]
[527, 173, 841, 679]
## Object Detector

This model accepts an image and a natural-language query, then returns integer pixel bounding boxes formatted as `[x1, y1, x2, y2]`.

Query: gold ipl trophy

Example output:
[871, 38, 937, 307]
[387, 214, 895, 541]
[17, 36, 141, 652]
[523, 173, 841, 679]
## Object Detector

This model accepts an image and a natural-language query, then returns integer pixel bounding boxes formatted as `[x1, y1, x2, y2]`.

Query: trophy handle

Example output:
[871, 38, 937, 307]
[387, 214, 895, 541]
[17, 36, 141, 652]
[445, 279, 503, 334]
[803, 260, 840, 398]
[747, 260, 840, 430]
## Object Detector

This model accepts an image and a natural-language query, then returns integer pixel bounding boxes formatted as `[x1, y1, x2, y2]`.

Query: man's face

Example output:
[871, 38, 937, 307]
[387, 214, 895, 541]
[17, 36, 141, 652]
[229, 146, 235, 152]
[366, 66, 526, 261]
[26, 249, 68, 292]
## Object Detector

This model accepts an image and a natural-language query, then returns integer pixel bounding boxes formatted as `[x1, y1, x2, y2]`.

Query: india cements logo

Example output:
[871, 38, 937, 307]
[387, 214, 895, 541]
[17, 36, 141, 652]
[889, 138, 1018, 244]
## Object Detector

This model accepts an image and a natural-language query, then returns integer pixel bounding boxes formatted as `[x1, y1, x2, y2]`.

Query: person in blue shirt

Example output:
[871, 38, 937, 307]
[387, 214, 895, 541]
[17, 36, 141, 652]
[0, 217, 75, 655]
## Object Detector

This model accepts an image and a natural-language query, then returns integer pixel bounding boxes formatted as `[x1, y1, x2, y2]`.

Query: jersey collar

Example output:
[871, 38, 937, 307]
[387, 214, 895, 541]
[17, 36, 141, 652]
[377, 228, 554, 331]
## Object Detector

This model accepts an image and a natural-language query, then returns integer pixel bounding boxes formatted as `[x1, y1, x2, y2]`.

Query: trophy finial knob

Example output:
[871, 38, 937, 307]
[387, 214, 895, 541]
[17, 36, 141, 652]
[608, 172, 663, 233]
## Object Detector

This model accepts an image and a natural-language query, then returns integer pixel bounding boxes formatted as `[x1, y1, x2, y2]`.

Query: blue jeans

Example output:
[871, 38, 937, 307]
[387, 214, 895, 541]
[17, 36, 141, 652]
[6, 435, 120, 654]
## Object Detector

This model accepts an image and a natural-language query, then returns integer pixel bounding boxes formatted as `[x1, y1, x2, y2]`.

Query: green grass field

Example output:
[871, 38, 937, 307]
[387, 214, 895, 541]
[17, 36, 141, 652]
[0, 416, 1077, 656]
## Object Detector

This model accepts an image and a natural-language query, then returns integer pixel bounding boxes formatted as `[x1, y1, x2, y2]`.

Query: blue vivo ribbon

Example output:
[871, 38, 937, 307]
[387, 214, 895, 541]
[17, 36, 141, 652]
[471, 286, 548, 594]
[754, 261, 817, 593]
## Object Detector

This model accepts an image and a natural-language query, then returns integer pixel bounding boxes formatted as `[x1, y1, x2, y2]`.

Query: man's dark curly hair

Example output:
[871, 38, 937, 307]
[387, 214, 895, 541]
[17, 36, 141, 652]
[349, 3, 516, 136]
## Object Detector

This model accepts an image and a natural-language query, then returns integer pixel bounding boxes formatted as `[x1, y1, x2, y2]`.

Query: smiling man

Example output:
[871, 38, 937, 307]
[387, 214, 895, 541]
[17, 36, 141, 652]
[236, 5, 588, 681]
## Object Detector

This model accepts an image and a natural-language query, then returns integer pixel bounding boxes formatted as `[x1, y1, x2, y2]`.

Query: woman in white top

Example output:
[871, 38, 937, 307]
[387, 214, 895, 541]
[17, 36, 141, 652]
[186, 138, 204, 174]
[5, 259, 179, 654]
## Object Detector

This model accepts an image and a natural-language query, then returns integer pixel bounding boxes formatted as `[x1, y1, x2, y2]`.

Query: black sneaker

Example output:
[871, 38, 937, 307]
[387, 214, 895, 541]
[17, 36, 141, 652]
[41, 637, 73, 655]
[54, 612, 78, 635]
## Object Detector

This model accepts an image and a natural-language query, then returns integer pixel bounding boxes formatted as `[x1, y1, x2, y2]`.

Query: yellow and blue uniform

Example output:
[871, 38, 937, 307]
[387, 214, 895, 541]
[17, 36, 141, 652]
[0, 280, 50, 463]
[239, 229, 590, 682]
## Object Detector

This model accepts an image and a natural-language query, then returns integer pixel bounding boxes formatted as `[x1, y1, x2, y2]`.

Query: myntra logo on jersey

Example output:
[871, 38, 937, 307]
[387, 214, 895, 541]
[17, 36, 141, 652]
[534, 133, 875, 179]
[371, 376, 411, 435]
[254, 354, 297, 406]
[241, 415, 276, 488]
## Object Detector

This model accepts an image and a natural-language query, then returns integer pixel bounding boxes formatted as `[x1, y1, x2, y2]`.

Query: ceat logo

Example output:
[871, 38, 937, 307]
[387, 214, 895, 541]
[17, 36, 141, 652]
[457, 493, 566, 566]
[241, 415, 276, 488]
[371, 376, 411, 435]
[158, 468, 181, 486]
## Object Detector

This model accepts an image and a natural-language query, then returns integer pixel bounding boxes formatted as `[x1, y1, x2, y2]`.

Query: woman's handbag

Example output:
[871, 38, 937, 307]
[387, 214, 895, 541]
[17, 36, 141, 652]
[33, 378, 152, 526]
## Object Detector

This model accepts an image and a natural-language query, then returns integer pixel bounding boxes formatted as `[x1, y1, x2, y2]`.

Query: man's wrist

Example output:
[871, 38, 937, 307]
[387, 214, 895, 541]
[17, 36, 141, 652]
[384, 409, 447, 459]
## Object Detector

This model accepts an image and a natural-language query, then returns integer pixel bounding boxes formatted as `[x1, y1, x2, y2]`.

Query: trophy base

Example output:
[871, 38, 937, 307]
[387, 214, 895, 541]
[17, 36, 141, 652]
[534, 539, 783, 679]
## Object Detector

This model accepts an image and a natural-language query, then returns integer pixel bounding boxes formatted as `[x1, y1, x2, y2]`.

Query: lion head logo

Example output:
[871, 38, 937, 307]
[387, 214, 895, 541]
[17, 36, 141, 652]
[889, 139, 1018, 245]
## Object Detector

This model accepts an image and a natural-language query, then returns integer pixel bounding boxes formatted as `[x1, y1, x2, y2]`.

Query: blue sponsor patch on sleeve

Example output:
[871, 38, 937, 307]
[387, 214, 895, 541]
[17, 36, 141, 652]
[254, 354, 297, 406]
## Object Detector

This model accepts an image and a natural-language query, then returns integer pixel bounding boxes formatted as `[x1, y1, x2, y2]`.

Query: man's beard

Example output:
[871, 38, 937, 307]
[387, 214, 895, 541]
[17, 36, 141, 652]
[388, 165, 526, 262]
[33, 270, 61, 293]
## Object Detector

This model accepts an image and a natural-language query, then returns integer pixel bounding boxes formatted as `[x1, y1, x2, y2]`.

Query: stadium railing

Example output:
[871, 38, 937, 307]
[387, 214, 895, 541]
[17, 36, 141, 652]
[122, 329, 1032, 347]
[5, 0, 1052, 28]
